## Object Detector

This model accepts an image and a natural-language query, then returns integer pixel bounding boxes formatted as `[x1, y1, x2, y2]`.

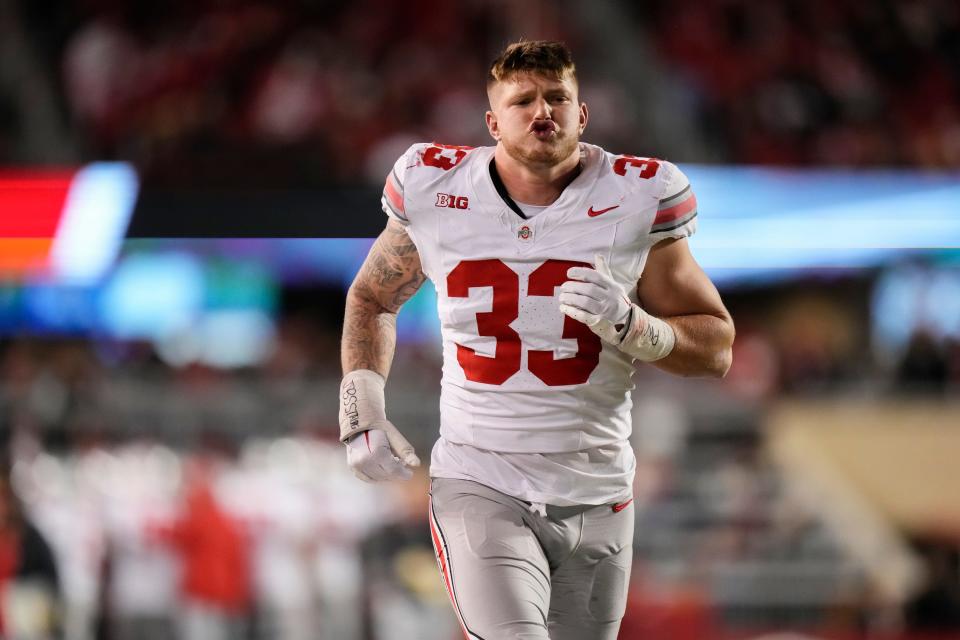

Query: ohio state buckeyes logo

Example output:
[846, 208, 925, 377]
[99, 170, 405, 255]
[435, 193, 469, 209]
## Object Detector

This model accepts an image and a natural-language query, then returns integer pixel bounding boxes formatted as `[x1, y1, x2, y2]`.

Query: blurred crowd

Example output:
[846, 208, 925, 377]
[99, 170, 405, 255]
[722, 279, 960, 401]
[638, 0, 960, 167]
[0, 432, 443, 640]
[3, 0, 959, 181]
[5, 0, 514, 183]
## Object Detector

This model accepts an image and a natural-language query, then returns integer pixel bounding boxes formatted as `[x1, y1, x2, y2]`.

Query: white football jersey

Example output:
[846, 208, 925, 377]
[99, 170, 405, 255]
[382, 142, 697, 505]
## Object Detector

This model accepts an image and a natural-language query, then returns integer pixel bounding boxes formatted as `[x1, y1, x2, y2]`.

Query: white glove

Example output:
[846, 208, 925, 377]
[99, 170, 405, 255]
[345, 429, 414, 482]
[559, 255, 631, 344]
[339, 369, 420, 482]
[560, 254, 676, 362]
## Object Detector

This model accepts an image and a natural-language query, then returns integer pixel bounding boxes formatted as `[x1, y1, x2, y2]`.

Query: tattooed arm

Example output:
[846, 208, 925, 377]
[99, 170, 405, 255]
[341, 218, 426, 378]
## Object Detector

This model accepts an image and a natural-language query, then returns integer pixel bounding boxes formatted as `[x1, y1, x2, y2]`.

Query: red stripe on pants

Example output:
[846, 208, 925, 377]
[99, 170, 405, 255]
[429, 500, 471, 640]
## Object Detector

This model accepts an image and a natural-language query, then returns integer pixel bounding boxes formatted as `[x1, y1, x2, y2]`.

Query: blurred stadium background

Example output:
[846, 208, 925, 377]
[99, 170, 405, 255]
[1, 0, 959, 639]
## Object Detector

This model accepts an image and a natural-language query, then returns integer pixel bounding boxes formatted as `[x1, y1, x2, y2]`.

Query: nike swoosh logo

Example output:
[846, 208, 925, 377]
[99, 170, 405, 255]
[612, 498, 634, 513]
[587, 205, 620, 217]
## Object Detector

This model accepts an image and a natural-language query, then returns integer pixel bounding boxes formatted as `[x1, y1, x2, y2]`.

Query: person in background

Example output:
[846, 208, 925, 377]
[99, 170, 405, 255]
[148, 455, 252, 640]
[0, 466, 60, 639]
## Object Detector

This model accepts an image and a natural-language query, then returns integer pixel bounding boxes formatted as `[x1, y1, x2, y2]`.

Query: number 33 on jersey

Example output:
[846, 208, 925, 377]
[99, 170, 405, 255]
[381, 142, 698, 454]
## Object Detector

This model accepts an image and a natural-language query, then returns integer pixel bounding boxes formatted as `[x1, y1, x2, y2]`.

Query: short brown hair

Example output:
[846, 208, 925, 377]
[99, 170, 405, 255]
[487, 40, 577, 87]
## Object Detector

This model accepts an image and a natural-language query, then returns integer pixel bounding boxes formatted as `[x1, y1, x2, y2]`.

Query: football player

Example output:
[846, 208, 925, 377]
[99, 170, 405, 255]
[339, 40, 734, 640]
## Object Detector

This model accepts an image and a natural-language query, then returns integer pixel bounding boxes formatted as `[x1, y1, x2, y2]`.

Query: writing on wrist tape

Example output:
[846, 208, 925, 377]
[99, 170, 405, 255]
[338, 369, 386, 442]
[618, 304, 676, 362]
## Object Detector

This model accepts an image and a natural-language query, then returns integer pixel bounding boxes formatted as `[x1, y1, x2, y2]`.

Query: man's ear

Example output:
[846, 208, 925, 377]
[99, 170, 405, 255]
[578, 102, 589, 135]
[486, 110, 501, 141]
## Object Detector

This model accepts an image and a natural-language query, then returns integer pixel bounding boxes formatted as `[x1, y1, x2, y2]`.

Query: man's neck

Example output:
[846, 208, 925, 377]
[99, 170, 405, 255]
[492, 145, 582, 206]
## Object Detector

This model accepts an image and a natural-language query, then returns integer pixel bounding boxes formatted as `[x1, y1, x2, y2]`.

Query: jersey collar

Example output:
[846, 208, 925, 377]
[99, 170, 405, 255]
[488, 159, 529, 219]
[486, 148, 587, 221]
[470, 143, 603, 249]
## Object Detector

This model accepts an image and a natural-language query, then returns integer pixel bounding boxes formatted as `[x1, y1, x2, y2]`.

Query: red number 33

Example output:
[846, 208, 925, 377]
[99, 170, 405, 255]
[446, 259, 602, 386]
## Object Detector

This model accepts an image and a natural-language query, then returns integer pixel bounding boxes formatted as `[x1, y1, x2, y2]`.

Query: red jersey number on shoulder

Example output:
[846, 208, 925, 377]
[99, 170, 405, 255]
[422, 143, 474, 171]
[613, 155, 660, 179]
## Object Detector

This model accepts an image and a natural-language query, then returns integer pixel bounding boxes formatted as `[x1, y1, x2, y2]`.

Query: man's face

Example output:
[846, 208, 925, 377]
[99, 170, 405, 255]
[486, 72, 588, 167]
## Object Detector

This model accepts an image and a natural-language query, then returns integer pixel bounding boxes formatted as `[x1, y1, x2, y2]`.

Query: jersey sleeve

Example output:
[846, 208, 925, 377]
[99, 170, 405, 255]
[648, 161, 697, 243]
[381, 145, 419, 225]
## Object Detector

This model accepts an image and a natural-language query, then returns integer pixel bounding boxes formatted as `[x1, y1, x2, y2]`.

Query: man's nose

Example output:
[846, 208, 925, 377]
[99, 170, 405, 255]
[532, 97, 551, 119]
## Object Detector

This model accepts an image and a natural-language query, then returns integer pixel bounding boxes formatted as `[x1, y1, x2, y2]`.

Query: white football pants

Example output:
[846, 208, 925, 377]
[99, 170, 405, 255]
[428, 477, 634, 640]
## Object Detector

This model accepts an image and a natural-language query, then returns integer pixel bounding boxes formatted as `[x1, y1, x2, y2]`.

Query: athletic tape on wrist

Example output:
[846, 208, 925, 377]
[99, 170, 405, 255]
[338, 369, 386, 442]
[618, 304, 676, 362]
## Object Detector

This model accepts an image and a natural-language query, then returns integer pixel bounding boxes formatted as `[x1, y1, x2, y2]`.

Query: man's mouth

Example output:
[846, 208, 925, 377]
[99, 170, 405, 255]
[530, 120, 557, 139]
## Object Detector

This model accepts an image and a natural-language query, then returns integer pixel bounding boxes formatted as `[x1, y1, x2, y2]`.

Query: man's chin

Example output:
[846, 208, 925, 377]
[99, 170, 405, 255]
[506, 138, 577, 166]
[524, 149, 563, 164]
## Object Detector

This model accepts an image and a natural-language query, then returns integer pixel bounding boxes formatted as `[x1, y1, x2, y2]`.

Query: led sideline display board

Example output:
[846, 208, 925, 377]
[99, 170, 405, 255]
[0, 164, 138, 282]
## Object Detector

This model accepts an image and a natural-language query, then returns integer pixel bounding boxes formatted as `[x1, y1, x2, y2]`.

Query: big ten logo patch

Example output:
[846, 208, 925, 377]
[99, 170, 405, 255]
[435, 193, 469, 209]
